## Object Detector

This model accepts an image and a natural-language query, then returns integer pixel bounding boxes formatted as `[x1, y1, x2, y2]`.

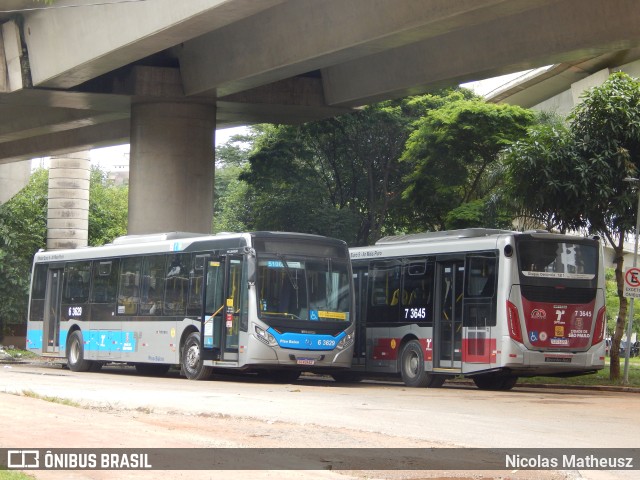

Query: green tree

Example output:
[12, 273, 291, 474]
[0, 166, 128, 338]
[88, 167, 128, 246]
[238, 93, 462, 245]
[0, 169, 48, 336]
[402, 96, 534, 231]
[213, 131, 255, 233]
[504, 72, 640, 380]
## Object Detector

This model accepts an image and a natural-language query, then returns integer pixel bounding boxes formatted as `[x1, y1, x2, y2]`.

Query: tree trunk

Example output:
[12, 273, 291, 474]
[611, 242, 628, 381]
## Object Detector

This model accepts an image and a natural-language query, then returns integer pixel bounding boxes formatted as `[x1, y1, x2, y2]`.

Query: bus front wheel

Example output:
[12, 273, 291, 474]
[182, 332, 213, 380]
[67, 330, 91, 372]
[400, 340, 442, 388]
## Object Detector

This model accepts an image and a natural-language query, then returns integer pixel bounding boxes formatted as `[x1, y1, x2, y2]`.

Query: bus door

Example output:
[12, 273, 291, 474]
[435, 260, 464, 369]
[200, 254, 242, 362]
[351, 266, 369, 369]
[42, 267, 64, 354]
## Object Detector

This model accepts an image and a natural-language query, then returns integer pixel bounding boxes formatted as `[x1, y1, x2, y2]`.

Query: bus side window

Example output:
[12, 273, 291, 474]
[187, 254, 207, 315]
[402, 259, 434, 324]
[165, 253, 191, 315]
[118, 257, 141, 315]
[91, 260, 119, 304]
[466, 255, 496, 298]
[63, 262, 91, 304]
[140, 255, 166, 315]
[368, 261, 401, 323]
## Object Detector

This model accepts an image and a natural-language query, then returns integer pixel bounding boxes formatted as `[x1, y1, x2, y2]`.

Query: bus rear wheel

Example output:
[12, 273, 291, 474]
[400, 340, 442, 388]
[67, 330, 92, 372]
[182, 332, 213, 380]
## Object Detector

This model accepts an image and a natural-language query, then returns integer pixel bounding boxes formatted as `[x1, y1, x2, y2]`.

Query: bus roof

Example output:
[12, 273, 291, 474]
[32, 231, 348, 264]
[376, 228, 515, 245]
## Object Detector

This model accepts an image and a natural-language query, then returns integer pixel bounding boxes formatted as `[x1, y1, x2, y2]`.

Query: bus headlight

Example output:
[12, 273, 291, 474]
[336, 331, 354, 350]
[255, 325, 277, 347]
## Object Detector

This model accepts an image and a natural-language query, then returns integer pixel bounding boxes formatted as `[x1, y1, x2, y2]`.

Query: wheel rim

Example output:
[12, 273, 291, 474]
[405, 350, 419, 379]
[69, 338, 80, 364]
[185, 343, 200, 371]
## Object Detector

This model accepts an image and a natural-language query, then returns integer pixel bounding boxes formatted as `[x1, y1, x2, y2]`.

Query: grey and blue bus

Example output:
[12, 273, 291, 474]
[27, 232, 355, 382]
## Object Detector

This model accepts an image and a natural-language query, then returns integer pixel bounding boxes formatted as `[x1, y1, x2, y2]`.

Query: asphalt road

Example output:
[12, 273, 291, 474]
[1, 360, 638, 480]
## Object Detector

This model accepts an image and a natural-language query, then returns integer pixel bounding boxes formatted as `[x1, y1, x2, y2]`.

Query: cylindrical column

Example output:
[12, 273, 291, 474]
[128, 101, 216, 234]
[47, 151, 90, 250]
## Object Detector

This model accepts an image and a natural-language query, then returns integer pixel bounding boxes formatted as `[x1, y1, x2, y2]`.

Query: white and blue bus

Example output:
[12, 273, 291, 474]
[350, 229, 606, 389]
[27, 232, 354, 382]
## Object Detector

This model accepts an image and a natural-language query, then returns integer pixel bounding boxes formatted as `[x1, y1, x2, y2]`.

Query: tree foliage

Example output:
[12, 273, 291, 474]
[219, 90, 512, 245]
[233, 95, 442, 245]
[0, 166, 128, 337]
[0, 169, 49, 333]
[402, 96, 534, 230]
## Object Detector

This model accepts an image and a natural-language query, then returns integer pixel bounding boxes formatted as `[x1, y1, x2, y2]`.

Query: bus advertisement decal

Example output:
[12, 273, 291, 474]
[521, 297, 595, 349]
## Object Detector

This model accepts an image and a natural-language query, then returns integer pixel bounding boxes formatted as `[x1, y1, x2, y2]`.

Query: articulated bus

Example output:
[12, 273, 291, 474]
[349, 229, 606, 390]
[27, 232, 354, 382]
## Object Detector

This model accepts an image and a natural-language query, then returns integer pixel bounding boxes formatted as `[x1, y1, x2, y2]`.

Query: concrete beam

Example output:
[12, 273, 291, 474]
[321, 0, 640, 106]
[179, 0, 553, 97]
[23, 0, 284, 88]
[0, 118, 129, 164]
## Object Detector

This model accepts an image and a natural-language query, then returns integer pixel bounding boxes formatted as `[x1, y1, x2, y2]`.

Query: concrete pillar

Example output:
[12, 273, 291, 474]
[47, 151, 90, 250]
[128, 101, 216, 234]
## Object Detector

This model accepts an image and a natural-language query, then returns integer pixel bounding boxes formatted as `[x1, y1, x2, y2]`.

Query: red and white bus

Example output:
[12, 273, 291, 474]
[349, 229, 606, 390]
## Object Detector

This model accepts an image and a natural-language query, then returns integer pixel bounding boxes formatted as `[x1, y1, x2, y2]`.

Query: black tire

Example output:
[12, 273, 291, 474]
[400, 340, 436, 388]
[426, 374, 446, 388]
[499, 376, 518, 390]
[135, 363, 171, 376]
[473, 374, 518, 391]
[66, 330, 91, 372]
[88, 362, 103, 372]
[331, 371, 363, 383]
[181, 332, 213, 380]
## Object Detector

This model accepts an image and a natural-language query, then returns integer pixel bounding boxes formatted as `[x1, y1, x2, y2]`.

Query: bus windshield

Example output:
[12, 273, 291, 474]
[257, 255, 351, 323]
[517, 239, 597, 281]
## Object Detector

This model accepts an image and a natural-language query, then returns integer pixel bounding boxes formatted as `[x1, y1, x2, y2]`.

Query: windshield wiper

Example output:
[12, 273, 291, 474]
[276, 253, 298, 291]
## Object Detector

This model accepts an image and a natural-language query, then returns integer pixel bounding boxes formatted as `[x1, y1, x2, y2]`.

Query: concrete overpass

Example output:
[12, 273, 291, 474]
[2, 0, 640, 234]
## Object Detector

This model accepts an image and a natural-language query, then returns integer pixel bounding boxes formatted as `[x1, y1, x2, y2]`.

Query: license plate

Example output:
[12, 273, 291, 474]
[296, 358, 315, 365]
[544, 356, 571, 363]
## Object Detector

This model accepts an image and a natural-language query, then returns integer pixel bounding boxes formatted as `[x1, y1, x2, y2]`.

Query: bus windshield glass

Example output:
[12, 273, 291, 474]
[257, 255, 351, 323]
[517, 239, 597, 281]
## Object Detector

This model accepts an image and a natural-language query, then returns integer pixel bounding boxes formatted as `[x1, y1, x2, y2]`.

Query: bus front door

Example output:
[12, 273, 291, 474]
[43, 268, 63, 354]
[201, 255, 241, 362]
[435, 261, 464, 369]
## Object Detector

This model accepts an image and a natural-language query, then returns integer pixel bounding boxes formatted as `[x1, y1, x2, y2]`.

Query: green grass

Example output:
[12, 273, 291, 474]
[21, 389, 82, 408]
[0, 471, 36, 479]
[0, 348, 37, 360]
[518, 356, 640, 387]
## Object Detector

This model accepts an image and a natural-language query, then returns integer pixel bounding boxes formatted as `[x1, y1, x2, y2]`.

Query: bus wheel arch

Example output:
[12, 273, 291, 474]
[399, 338, 443, 388]
[181, 330, 213, 380]
[66, 329, 92, 372]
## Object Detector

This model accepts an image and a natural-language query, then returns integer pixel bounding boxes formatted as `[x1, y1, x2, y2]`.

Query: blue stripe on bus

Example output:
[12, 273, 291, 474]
[27, 330, 43, 349]
[26, 329, 135, 353]
[267, 328, 345, 351]
[85, 330, 137, 352]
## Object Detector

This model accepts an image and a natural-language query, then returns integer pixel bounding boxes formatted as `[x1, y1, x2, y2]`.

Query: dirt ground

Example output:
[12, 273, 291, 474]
[1, 390, 581, 480]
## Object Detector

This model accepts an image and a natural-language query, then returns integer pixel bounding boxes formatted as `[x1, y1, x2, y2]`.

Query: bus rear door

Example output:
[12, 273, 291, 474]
[435, 260, 464, 370]
[42, 267, 64, 354]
